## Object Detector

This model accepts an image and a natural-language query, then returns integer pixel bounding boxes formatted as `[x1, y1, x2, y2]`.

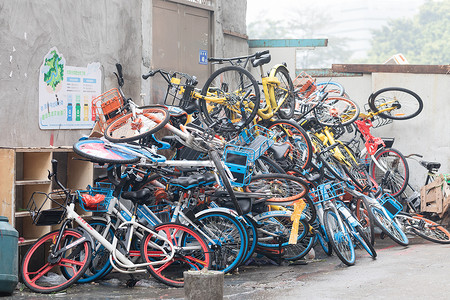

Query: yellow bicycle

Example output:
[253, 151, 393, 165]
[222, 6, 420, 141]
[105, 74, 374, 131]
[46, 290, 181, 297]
[202, 50, 295, 133]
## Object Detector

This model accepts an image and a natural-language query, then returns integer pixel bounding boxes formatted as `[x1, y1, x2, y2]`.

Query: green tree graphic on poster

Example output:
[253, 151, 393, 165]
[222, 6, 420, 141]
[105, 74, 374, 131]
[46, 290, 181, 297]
[43, 50, 64, 103]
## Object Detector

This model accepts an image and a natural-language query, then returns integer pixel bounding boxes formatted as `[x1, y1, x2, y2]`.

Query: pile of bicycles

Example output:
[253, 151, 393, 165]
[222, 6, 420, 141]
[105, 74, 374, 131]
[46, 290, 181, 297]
[20, 51, 450, 294]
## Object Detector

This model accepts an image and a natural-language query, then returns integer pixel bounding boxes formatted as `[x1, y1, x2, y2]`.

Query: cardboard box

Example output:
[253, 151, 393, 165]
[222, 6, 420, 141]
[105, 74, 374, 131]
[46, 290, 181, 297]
[420, 175, 450, 217]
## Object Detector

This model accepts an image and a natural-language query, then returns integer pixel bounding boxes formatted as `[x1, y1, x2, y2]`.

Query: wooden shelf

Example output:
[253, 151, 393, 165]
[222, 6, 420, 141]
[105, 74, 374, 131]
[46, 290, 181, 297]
[16, 180, 51, 186]
[0, 147, 93, 247]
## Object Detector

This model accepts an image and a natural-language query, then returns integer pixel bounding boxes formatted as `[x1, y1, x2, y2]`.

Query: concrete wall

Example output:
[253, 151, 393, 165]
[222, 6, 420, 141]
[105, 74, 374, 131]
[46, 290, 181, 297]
[0, 0, 248, 147]
[0, 0, 142, 147]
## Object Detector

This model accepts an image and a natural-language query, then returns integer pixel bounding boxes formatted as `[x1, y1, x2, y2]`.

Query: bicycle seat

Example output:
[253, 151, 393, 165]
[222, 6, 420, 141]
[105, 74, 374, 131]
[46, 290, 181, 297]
[220, 198, 253, 215]
[122, 188, 153, 205]
[420, 160, 441, 172]
[169, 173, 216, 189]
[251, 54, 271, 68]
[269, 143, 291, 161]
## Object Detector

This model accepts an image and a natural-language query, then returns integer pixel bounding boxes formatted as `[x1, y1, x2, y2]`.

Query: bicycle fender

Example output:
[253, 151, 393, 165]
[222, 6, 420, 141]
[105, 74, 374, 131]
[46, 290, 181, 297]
[76, 227, 96, 249]
[268, 64, 289, 77]
[195, 207, 239, 218]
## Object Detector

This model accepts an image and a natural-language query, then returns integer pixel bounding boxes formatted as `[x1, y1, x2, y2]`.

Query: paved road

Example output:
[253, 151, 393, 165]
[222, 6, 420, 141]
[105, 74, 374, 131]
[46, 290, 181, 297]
[6, 236, 450, 299]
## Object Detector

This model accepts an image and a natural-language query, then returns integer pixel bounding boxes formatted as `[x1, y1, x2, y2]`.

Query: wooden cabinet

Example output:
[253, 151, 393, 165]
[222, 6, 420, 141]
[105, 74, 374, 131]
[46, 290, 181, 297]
[0, 147, 93, 246]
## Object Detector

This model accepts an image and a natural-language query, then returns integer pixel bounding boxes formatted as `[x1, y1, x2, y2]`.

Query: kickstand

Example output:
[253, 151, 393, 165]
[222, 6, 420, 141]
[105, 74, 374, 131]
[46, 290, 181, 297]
[126, 274, 139, 288]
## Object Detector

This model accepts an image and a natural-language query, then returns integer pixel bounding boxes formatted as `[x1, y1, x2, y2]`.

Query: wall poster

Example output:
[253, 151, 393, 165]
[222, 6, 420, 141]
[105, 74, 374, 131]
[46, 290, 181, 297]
[39, 47, 101, 129]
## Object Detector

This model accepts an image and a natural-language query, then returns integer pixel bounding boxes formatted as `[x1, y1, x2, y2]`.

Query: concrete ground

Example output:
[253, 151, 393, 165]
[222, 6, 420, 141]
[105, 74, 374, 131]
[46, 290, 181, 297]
[5, 235, 450, 300]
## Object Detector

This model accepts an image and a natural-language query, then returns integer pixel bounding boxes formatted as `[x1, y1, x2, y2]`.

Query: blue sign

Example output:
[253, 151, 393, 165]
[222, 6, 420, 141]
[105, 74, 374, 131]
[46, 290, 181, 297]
[199, 50, 208, 65]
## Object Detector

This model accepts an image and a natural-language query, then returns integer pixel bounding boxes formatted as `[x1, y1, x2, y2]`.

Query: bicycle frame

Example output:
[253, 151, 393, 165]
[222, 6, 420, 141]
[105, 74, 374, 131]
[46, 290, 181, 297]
[60, 201, 175, 274]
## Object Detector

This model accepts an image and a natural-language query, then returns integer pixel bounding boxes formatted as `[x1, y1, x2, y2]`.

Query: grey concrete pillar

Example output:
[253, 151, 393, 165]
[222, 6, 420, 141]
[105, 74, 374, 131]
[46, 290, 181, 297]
[184, 270, 224, 300]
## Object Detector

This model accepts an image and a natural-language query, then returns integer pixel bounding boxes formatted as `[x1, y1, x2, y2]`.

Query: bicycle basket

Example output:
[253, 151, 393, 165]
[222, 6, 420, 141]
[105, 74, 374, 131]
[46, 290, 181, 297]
[293, 71, 316, 99]
[26, 190, 68, 226]
[309, 181, 345, 204]
[377, 193, 402, 218]
[163, 75, 196, 112]
[92, 88, 125, 132]
[77, 182, 114, 212]
[223, 125, 275, 186]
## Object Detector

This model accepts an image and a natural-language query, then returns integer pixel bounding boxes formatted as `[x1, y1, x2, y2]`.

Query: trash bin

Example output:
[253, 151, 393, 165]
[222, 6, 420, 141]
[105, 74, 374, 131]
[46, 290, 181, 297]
[0, 216, 19, 295]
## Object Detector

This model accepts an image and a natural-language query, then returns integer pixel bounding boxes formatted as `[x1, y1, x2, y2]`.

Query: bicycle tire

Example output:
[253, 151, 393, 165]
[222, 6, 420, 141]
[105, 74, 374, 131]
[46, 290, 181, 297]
[73, 139, 140, 165]
[369, 147, 409, 197]
[370, 206, 409, 246]
[318, 150, 348, 182]
[195, 210, 248, 273]
[266, 119, 313, 170]
[210, 150, 242, 215]
[240, 215, 259, 264]
[246, 173, 316, 222]
[200, 65, 260, 133]
[104, 106, 170, 142]
[353, 197, 375, 245]
[337, 143, 372, 191]
[21, 229, 92, 294]
[254, 210, 311, 261]
[61, 219, 114, 283]
[315, 81, 345, 97]
[354, 224, 377, 258]
[397, 212, 450, 244]
[368, 87, 423, 120]
[314, 96, 360, 126]
[323, 209, 355, 266]
[271, 65, 295, 119]
[316, 226, 333, 256]
[141, 222, 211, 287]
[254, 155, 286, 174]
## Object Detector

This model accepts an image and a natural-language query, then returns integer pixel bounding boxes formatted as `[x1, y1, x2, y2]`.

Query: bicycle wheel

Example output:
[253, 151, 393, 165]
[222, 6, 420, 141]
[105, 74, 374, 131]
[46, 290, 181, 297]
[246, 174, 316, 222]
[353, 197, 375, 245]
[370, 206, 409, 246]
[337, 143, 372, 191]
[314, 96, 360, 126]
[397, 212, 450, 244]
[104, 106, 170, 142]
[60, 219, 114, 283]
[254, 211, 311, 261]
[254, 155, 286, 174]
[200, 66, 260, 133]
[318, 151, 348, 182]
[21, 229, 92, 294]
[271, 65, 295, 119]
[73, 139, 140, 165]
[315, 81, 345, 97]
[323, 209, 355, 266]
[240, 215, 259, 264]
[196, 210, 248, 273]
[368, 87, 423, 120]
[141, 223, 211, 287]
[266, 119, 313, 170]
[354, 224, 377, 258]
[370, 147, 409, 197]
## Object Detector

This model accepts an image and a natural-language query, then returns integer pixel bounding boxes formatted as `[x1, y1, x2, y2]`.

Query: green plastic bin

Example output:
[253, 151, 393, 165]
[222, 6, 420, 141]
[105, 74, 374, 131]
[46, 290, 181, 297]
[0, 216, 19, 295]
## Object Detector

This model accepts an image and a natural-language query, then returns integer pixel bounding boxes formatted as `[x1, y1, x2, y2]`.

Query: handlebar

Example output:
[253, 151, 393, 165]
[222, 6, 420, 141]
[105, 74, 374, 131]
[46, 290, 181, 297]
[208, 50, 270, 67]
[48, 159, 68, 192]
[142, 69, 198, 87]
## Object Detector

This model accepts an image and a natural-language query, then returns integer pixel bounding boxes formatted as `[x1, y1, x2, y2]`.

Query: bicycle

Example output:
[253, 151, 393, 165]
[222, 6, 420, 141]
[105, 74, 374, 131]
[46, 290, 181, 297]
[204, 50, 296, 132]
[21, 160, 211, 293]
[345, 187, 409, 246]
[309, 181, 356, 266]
[348, 118, 409, 198]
